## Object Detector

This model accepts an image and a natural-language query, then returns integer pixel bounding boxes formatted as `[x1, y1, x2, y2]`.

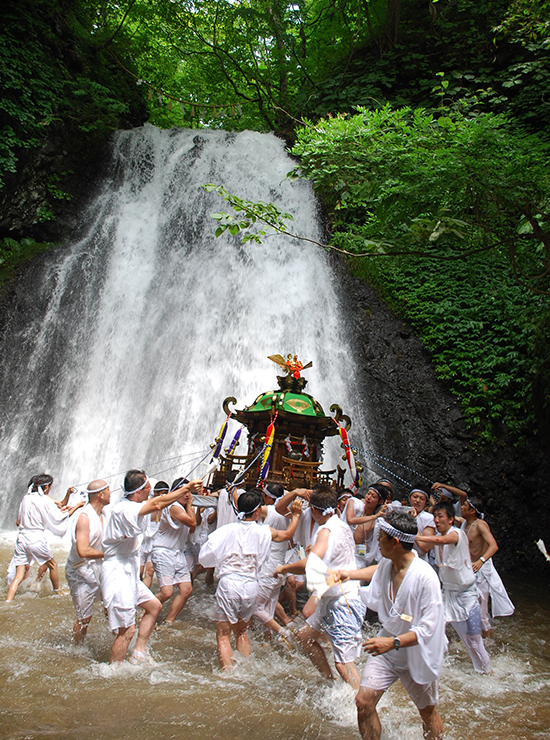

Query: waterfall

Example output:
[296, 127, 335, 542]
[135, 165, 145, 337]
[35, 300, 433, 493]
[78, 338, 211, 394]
[0, 124, 367, 526]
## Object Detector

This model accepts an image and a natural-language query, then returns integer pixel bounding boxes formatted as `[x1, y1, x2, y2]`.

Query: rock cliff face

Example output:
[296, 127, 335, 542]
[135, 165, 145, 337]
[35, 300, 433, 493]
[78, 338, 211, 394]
[334, 256, 550, 573]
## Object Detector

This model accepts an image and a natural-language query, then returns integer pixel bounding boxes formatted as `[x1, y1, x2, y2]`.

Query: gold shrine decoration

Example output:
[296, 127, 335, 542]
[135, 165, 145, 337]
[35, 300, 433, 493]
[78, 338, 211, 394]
[105, 49, 244, 121]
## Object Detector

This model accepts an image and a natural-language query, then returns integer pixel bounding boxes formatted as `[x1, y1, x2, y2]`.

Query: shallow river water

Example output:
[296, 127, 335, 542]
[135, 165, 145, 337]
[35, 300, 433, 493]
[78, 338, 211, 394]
[1, 538, 549, 740]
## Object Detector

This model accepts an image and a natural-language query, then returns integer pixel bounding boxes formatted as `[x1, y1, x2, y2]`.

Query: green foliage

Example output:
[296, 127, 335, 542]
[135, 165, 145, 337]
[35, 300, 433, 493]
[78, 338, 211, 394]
[290, 106, 550, 441]
[203, 184, 293, 242]
[0, 238, 56, 284]
[0, 0, 143, 191]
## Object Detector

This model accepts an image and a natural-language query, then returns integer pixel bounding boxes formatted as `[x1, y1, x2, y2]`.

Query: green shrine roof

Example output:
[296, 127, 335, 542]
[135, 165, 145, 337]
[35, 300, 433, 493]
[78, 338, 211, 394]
[246, 390, 325, 418]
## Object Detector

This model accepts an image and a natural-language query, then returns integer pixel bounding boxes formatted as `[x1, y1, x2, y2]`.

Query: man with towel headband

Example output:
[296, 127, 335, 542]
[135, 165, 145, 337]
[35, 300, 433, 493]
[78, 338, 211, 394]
[65, 479, 111, 643]
[337, 509, 446, 740]
[101, 470, 202, 663]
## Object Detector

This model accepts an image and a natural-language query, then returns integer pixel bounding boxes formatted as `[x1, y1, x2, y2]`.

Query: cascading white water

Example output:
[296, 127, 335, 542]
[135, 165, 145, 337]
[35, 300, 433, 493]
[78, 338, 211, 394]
[0, 125, 367, 525]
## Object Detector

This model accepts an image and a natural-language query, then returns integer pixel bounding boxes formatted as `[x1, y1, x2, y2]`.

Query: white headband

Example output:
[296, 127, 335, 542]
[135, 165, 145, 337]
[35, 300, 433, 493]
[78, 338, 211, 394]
[122, 476, 149, 497]
[237, 500, 263, 520]
[311, 504, 336, 516]
[86, 482, 109, 495]
[379, 518, 417, 543]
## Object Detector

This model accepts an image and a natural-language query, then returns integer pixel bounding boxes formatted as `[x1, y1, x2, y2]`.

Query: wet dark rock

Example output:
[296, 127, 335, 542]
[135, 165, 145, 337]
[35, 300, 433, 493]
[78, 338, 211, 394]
[331, 254, 550, 574]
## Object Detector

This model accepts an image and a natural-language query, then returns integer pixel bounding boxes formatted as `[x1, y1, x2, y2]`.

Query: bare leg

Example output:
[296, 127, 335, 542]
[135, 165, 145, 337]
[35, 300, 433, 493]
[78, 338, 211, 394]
[165, 581, 192, 623]
[274, 601, 290, 626]
[204, 567, 215, 586]
[280, 575, 298, 615]
[142, 562, 154, 589]
[35, 563, 48, 583]
[216, 620, 234, 669]
[302, 594, 318, 619]
[46, 559, 60, 592]
[134, 597, 162, 654]
[419, 705, 444, 740]
[355, 686, 384, 740]
[233, 618, 252, 657]
[6, 564, 27, 601]
[111, 625, 136, 662]
[73, 616, 92, 644]
[155, 584, 174, 605]
[335, 661, 361, 691]
[297, 625, 334, 680]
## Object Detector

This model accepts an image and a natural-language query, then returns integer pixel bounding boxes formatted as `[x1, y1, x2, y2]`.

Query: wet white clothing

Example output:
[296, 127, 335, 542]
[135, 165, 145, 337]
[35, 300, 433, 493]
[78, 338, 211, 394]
[13, 491, 71, 566]
[101, 498, 154, 632]
[355, 518, 382, 568]
[307, 515, 365, 661]
[414, 510, 435, 562]
[215, 486, 243, 529]
[345, 496, 365, 530]
[199, 519, 272, 623]
[65, 504, 105, 620]
[360, 553, 446, 685]
[254, 506, 290, 623]
[436, 526, 477, 623]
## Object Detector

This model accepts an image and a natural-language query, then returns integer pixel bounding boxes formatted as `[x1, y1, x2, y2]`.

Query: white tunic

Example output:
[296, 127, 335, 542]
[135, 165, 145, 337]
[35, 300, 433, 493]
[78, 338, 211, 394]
[436, 526, 477, 623]
[317, 515, 360, 601]
[361, 554, 447, 684]
[66, 503, 105, 586]
[413, 510, 435, 561]
[152, 502, 191, 551]
[17, 491, 71, 537]
[215, 487, 243, 529]
[14, 491, 71, 565]
[199, 520, 272, 580]
[101, 499, 150, 624]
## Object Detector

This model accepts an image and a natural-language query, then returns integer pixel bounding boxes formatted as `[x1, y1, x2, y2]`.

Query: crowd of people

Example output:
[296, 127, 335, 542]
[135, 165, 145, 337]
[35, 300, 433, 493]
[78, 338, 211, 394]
[5, 469, 515, 740]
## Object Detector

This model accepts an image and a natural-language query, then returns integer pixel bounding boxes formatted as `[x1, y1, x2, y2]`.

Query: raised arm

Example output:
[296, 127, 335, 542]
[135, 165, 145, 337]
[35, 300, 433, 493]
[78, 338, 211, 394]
[139, 479, 203, 517]
[270, 499, 302, 542]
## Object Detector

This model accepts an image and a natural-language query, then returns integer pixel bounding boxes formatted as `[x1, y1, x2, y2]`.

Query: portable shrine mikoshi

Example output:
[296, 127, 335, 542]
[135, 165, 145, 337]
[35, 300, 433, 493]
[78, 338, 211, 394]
[209, 354, 361, 491]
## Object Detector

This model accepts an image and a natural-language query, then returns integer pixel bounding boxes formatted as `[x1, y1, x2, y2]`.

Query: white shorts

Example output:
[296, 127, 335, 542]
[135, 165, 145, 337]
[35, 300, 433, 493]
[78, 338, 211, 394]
[13, 533, 53, 566]
[65, 566, 101, 621]
[361, 652, 439, 710]
[139, 536, 153, 567]
[215, 574, 259, 624]
[151, 547, 191, 587]
[307, 596, 366, 664]
[103, 556, 155, 633]
[254, 577, 282, 624]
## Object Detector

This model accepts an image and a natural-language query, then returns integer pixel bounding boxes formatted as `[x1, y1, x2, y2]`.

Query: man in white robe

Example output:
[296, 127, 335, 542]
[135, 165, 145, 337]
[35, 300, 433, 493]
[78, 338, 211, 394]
[253, 485, 301, 640]
[7, 474, 84, 601]
[275, 485, 367, 691]
[102, 469, 202, 663]
[65, 479, 111, 642]
[416, 501, 492, 674]
[339, 509, 446, 740]
[198, 488, 301, 670]
[151, 477, 197, 625]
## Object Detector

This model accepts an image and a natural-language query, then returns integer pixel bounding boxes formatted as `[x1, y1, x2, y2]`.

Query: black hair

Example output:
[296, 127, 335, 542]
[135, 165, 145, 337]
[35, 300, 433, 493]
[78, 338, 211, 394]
[265, 482, 284, 499]
[237, 489, 263, 515]
[226, 470, 240, 485]
[171, 477, 189, 492]
[124, 469, 147, 495]
[28, 473, 53, 491]
[433, 501, 456, 522]
[310, 487, 338, 512]
[466, 496, 484, 518]
[385, 509, 417, 551]
[368, 483, 388, 503]
[376, 478, 393, 491]
[154, 480, 169, 493]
